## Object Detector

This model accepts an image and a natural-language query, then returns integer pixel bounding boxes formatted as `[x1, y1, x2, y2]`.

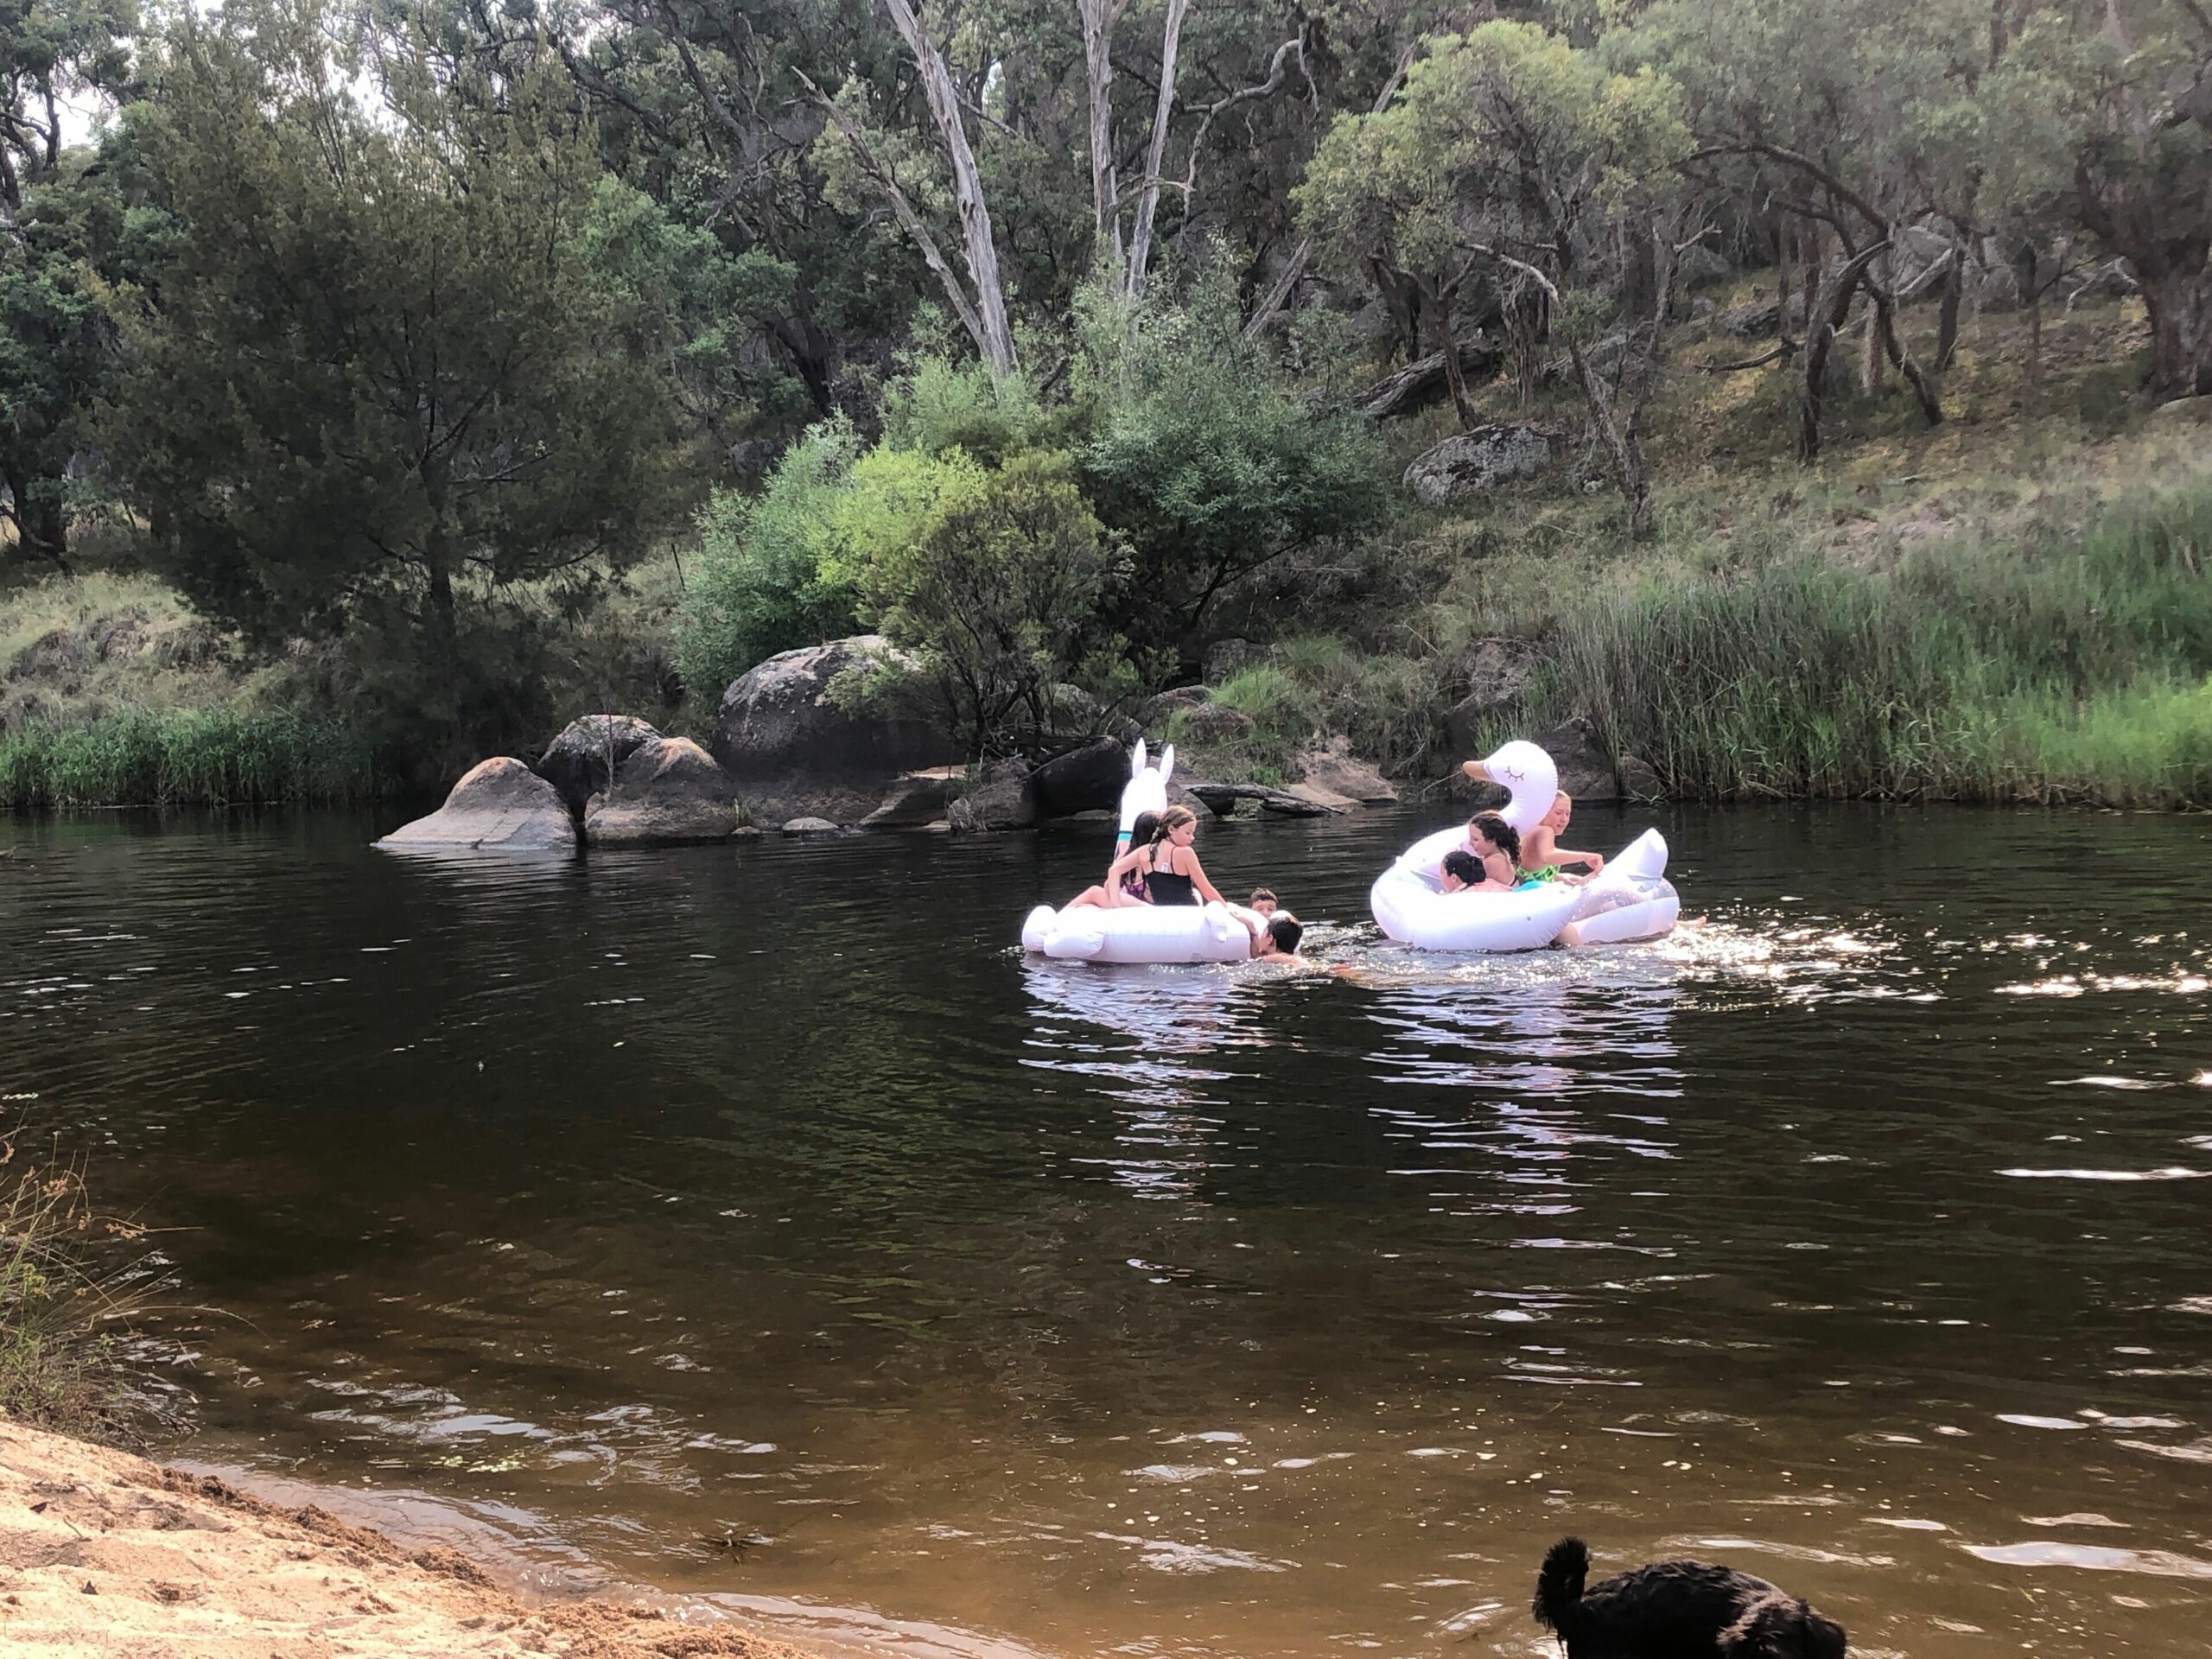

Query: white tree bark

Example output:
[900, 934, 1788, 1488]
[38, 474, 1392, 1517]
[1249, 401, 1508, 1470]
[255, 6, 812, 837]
[1078, 0, 1126, 274]
[881, 0, 1020, 378]
[1122, 0, 1191, 299]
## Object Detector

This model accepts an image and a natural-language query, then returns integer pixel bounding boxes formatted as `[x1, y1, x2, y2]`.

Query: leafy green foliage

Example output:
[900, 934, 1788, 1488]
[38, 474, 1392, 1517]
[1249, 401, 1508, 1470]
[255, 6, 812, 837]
[1077, 275, 1389, 664]
[858, 448, 1124, 753]
[102, 0, 683, 762]
[676, 420, 866, 699]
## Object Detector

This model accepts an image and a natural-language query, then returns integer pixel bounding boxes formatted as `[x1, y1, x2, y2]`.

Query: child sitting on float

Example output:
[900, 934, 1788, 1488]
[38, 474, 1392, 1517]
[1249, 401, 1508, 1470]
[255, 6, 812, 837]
[1062, 810, 1160, 911]
[1518, 792, 1605, 882]
[1439, 813, 1523, 892]
[1141, 806, 1225, 905]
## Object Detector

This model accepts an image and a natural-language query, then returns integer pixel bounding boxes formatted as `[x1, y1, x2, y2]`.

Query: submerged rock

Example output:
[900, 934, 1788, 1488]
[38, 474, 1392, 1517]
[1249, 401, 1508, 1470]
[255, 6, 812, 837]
[536, 715, 660, 812]
[779, 816, 842, 836]
[377, 759, 576, 853]
[583, 738, 742, 846]
[710, 636, 946, 826]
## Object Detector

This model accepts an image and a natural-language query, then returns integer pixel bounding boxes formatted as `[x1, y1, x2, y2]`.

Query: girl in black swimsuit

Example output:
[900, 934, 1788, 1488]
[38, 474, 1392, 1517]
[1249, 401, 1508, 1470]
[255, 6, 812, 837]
[1144, 806, 1224, 906]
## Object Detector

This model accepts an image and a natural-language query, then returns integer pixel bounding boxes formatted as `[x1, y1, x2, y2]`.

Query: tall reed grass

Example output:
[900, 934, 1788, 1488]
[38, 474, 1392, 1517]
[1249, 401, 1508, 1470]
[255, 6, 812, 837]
[0, 710, 383, 810]
[1517, 480, 2212, 804]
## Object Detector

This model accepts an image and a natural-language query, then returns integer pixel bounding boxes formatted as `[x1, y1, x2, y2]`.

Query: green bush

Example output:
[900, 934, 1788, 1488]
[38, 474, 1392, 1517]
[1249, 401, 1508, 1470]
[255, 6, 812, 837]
[674, 420, 865, 699]
[1077, 276, 1390, 666]
[859, 449, 1128, 754]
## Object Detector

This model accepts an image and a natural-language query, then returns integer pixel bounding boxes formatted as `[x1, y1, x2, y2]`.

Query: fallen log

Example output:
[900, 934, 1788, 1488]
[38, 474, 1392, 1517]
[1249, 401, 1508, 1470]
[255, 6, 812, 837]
[1355, 339, 1505, 420]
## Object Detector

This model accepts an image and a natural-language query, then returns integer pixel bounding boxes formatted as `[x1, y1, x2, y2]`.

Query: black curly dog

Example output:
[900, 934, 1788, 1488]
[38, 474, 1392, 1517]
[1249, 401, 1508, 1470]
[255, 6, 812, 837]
[1533, 1537, 1848, 1659]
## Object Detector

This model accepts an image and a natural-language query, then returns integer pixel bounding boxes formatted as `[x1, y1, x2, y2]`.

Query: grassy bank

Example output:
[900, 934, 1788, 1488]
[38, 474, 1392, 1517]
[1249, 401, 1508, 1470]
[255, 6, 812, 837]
[1176, 288, 2212, 807]
[0, 710, 383, 809]
[1, 561, 685, 809]
[1194, 461, 2212, 806]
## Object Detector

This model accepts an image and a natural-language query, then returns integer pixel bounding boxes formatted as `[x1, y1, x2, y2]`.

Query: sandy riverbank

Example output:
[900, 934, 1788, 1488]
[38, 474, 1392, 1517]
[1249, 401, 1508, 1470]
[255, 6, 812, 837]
[0, 1420, 813, 1658]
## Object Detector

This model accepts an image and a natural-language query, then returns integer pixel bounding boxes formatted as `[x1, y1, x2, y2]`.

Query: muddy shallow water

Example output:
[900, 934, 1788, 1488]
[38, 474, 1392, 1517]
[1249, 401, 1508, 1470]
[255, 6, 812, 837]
[2, 802, 2209, 1658]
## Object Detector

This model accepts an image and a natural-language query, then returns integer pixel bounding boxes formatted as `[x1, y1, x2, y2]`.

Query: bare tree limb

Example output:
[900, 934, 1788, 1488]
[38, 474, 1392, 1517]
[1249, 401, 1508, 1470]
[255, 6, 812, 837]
[1241, 47, 1414, 341]
[1702, 341, 1800, 372]
[880, 0, 1019, 376]
[794, 67, 995, 365]
[1124, 0, 1191, 298]
[1173, 35, 1306, 254]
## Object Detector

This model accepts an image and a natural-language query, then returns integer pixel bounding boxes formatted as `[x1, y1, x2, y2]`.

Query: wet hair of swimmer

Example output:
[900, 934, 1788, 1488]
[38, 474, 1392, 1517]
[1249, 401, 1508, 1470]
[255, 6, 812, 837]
[1440, 849, 1480, 887]
[1249, 887, 1278, 911]
[1471, 812, 1522, 867]
[1267, 915, 1304, 956]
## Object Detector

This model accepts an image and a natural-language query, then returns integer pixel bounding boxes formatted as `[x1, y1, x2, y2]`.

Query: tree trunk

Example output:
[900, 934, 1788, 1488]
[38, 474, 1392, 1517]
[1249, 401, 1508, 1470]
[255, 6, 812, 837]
[1123, 0, 1189, 299]
[1936, 251, 1963, 371]
[2131, 252, 2212, 402]
[1801, 243, 1890, 461]
[1858, 300, 1886, 393]
[1798, 221, 1823, 344]
[1240, 49, 1413, 342]
[1432, 289, 1478, 429]
[1775, 218, 1792, 340]
[1078, 0, 1122, 272]
[2, 467, 69, 575]
[882, 0, 1019, 378]
[1567, 339, 1651, 537]
[1352, 338, 1505, 420]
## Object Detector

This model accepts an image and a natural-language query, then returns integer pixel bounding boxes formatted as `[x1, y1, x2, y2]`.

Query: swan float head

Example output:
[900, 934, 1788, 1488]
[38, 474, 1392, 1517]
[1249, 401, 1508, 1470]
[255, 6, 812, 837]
[1478, 740, 1559, 835]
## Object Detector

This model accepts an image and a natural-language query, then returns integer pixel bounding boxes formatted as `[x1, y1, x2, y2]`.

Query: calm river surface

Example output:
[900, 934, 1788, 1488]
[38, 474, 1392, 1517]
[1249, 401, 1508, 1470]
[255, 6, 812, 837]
[2, 804, 2209, 1659]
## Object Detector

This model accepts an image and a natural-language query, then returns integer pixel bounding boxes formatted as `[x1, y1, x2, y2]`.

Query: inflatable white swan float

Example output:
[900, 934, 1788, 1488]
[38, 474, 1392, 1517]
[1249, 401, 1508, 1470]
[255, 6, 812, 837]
[1020, 742, 1257, 964]
[1370, 740, 1680, 952]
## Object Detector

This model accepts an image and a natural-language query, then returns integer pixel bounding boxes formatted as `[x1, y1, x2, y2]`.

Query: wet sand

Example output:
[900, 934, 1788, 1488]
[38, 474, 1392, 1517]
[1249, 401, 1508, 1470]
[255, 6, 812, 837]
[0, 1421, 811, 1658]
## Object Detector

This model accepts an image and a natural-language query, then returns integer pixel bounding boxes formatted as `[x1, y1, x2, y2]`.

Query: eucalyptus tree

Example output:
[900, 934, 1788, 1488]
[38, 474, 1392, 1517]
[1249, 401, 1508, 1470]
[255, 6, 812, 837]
[106, 0, 683, 750]
[1297, 22, 1690, 533]
[1, 0, 134, 571]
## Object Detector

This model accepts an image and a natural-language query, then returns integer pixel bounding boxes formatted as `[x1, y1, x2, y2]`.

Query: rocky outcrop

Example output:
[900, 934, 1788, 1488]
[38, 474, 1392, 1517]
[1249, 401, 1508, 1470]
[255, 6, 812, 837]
[377, 759, 576, 853]
[1538, 716, 1623, 804]
[1204, 638, 1259, 682]
[947, 758, 1039, 834]
[780, 817, 843, 836]
[1139, 685, 1211, 728]
[1185, 781, 1335, 817]
[1403, 425, 1554, 505]
[861, 767, 963, 830]
[1173, 702, 1257, 741]
[1030, 738, 1128, 818]
[1618, 753, 1664, 800]
[536, 715, 660, 812]
[709, 636, 946, 826]
[1293, 735, 1398, 806]
[583, 738, 742, 846]
[1444, 637, 1542, 755]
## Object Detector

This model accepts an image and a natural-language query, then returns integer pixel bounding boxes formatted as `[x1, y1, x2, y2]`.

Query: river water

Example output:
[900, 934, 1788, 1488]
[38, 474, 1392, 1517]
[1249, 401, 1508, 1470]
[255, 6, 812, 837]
[2, 804, 2209, 1659]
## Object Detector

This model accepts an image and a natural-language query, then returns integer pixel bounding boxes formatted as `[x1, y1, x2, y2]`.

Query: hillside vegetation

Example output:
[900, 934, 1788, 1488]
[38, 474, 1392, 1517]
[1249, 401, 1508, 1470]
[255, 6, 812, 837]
[3, 0, 2209, 806]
